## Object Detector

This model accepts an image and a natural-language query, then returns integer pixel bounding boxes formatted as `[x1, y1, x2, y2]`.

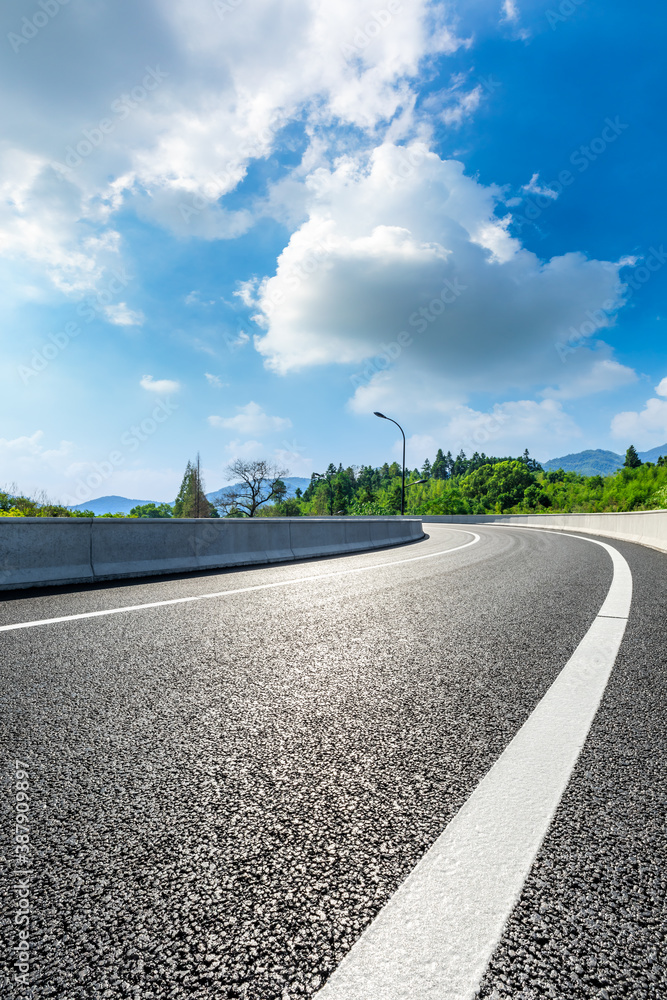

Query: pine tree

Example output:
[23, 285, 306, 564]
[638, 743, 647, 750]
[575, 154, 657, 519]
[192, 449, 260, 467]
[421, 458, 432, 479]
[431, 449, 447, 479]
[624, 445, 642, 469]
[173, 454, 216, 517]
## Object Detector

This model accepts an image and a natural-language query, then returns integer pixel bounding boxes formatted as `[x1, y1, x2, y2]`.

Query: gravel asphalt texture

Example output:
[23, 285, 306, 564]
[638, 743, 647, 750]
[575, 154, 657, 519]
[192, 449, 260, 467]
[0, 524, 664, 999]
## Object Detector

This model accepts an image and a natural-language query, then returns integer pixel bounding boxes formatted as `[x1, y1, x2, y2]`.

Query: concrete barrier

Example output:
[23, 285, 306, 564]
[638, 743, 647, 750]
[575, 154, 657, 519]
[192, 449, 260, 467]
[0, 516, 424, 591]
[421, 510, 667, 555]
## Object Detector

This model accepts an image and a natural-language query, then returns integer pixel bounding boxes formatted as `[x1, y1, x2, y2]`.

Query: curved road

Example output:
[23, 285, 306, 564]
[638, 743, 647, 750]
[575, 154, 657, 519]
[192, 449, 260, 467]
[1, 525, 665, 999]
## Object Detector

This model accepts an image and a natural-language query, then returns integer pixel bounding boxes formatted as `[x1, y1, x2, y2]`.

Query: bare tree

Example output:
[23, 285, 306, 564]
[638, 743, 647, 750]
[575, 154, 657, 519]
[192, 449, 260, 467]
[214, 459, 289, 517]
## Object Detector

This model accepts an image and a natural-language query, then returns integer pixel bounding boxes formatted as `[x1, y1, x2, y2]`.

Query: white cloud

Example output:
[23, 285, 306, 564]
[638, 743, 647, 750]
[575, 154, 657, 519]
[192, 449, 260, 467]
[501, 0, 519, 22]
[542, 358, 638, 400]
[252, 143, 627, 407]
[209, 401, 291, 434]
[611, 377, 667, 446]
[104, 302, 144, 326]
[0, 431, 78, 495]
[204, 373, 226, 388]
[222, 439, 266, 464]
[499, 0, 530, 40]
[140, 375, 181, 394]
[0, 1, 471, 297]
[440, 85, 483, 127]
[402, 398, 581, 466]
[522, 172, 559, 201]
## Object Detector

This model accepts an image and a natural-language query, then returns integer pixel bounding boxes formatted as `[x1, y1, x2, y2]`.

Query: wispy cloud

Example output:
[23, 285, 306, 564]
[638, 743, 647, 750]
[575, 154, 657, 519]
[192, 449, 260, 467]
[105, 302, 145, 326]
[140, 375, 181, 394]
[208, 401, 291, 434]
[522, 172, 559, 200]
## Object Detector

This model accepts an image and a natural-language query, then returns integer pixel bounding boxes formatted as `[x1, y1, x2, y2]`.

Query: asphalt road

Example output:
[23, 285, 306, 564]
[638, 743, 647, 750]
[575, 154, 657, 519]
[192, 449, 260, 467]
[1, 524, 665, 999]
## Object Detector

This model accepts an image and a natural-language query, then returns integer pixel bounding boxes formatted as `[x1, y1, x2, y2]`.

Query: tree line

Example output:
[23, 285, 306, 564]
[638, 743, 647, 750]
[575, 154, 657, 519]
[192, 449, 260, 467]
[2, 445, 665, 518]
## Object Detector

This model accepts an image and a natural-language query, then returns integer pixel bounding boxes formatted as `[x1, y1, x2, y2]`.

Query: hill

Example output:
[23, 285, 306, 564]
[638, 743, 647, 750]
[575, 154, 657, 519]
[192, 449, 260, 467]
[68, 495, 166, 515]
[68, 478, 312, 515]
[541, 449, 625, 476]
[542, 444, 667, 476]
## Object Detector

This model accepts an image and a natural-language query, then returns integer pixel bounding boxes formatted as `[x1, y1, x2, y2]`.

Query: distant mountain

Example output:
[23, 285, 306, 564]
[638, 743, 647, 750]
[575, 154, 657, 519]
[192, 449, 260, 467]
[68, 495, 166, 515]
[206, 476, 311, 504]
[542, 444, 667, 476]
[638, 443, 667, 463]
[541, 449, 625, 476]
[68, 478, 312, 515]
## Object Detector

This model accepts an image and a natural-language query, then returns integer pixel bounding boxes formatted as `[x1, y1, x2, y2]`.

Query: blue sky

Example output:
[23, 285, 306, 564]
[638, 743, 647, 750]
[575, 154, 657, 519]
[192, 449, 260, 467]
[1, 0, 665, 503]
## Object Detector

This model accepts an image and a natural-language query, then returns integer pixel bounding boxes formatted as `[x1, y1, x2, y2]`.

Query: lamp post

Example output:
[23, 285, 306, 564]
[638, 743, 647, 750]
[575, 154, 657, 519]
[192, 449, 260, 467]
[374, 411, 408, 515]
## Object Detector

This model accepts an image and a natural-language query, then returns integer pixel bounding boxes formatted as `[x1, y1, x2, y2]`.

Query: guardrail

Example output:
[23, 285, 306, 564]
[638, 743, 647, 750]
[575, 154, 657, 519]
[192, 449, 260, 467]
[0, 516, 424, 591]
[421, 510, 667, 554]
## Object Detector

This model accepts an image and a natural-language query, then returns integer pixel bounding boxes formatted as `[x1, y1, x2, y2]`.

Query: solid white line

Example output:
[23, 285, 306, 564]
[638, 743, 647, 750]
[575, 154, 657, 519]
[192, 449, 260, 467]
[316, 532, 632, 1000]
[0, 531, 481, 633]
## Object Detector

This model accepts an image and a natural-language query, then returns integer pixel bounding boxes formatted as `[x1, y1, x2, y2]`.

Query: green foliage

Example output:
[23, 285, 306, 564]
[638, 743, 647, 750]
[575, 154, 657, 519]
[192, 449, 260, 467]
[624, 444, 642, 469]
[130, 502, 173, 518]
[0, 490, 92, 517]
[173, 456, 217, 517]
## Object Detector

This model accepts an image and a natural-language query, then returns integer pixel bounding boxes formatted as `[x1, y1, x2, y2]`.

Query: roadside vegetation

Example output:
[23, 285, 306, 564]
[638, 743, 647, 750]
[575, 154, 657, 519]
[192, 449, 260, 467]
[2, 446, 666, 518]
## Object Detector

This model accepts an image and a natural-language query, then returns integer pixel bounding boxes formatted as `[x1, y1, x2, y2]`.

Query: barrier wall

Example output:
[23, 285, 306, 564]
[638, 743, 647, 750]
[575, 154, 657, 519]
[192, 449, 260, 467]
[421, 510, 667, 555]
[0, 517, 424, 591]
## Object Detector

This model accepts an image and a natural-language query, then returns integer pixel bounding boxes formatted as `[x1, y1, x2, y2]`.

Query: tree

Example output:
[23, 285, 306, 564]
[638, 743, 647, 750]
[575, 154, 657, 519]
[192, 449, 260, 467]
[130, 502, 173, 518]
[214, 459, 289, 517]
[624, 445, 642, 469]
[451, 450, 468, 478]
[421, 458, 432, 479]
[173, 454, 217, 517]
[431, 449, 448, 479]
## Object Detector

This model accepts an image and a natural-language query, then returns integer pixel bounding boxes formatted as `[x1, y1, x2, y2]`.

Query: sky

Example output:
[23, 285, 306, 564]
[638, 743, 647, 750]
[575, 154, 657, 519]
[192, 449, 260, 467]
[1, 0, 665, 504]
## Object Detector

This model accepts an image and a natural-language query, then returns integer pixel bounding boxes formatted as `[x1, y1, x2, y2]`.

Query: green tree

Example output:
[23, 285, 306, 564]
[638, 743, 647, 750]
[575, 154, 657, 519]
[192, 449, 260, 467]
[431, 449, 448, 479]
[173, 454, 217, 517]
[624, 445, 642, 469]
[214, 459, 289, 517]
[130, 502, 173, 518]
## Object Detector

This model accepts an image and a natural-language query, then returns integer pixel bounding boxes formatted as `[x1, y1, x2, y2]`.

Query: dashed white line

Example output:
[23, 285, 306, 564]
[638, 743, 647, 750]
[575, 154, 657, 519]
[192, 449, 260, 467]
[316, 531, 632, 1000]
[0, 531, 481, 633]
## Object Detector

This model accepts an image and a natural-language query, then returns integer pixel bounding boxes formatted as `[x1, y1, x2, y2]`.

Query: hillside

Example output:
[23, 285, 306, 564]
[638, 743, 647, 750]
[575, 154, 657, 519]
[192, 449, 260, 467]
[542, 444, 667, 476]
[68, 495, 165, 515]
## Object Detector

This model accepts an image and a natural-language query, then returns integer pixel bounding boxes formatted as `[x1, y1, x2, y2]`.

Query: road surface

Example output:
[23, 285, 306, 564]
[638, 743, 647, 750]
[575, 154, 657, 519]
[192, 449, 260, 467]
[1, 524, 665, 998]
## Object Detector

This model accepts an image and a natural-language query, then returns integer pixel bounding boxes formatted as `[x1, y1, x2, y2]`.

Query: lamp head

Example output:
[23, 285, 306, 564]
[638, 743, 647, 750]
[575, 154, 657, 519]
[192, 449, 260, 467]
[373, 411, 386, 419]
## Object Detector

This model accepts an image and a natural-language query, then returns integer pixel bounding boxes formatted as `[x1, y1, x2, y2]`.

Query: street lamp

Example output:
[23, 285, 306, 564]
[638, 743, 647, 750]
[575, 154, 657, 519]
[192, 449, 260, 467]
[374, 411, 408, 515]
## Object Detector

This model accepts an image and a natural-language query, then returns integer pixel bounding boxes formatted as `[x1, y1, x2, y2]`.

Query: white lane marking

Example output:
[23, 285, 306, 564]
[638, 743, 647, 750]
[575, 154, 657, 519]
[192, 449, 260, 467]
[316, 533, 632, 1000]
[0, 531, 481, 633]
